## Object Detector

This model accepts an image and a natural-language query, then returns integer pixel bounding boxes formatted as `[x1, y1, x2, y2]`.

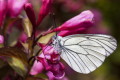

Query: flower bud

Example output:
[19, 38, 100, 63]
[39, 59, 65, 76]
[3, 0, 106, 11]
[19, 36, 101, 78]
[49, 10, 94, 33]
[24, 3, 36, 27]
[37, 0, 53, 25]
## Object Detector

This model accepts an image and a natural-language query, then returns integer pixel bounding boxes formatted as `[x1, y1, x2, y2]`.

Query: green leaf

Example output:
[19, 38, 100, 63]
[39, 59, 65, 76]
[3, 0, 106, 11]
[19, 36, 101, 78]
[23, 18, 33, 37]
[34, 73, 48, 79]
[0, 47, 28, 77]
[26, 76, 48, 80]
[7, 28, 21, 46]
[38, 32, 55, 44]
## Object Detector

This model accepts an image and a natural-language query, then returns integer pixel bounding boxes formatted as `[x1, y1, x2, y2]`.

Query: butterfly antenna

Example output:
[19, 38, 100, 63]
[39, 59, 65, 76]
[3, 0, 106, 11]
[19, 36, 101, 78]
[50, 13, 58, 38]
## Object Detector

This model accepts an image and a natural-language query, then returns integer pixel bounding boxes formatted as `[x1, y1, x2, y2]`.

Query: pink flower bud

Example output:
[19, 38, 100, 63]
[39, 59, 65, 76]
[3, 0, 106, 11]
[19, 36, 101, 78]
[0, 35, 4, 44]
[8, 0, 28, 17]
[37, 0, 53, 25]
[24, 3, 36, 27]
[18, 32, 28, 43]
[0, 0, 7, 27]
[49, 10, 94, 33]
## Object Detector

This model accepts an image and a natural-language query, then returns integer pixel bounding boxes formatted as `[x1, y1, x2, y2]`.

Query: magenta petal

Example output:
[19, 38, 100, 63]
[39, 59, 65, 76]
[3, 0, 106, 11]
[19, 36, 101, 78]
[18, 32, 28, 43]
[30, 60, 44, 75]
[54, 72, 65, 80]
[0, 35, 4, 44]
[49, 63, 65, 79]
[0, 0, 7, 27]
[53, 10, 94, 31]
[46, 71, 55, 80]
[58, 28, 86, 37]
[8, 0, 28, 17]
[47, 71, 65, 80]
[37, 56, 51, 70]
[30, 53, 45, 75]
[37, 0, 53, 25]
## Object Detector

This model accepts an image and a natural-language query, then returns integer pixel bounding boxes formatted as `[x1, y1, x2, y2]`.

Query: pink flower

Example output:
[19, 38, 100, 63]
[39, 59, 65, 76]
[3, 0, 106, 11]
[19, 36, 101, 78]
[0, 0, 7, 27]
[30, 44, 65, 79]
[44, 10, 94, 36]
[37, 45, 65, 79]
[37, 56, 65, 79]
[53, 10, 94, 31]
[37, 0, 53, 25]
[0, 35, 4, 44]
[8, 0, 28, 17]
[38, 44, 60, 63]
[47, 66, 65, 80]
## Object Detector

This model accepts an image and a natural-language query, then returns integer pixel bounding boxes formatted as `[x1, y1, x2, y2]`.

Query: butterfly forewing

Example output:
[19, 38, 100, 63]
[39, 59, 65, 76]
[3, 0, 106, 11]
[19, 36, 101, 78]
[53, 34, 117, 74]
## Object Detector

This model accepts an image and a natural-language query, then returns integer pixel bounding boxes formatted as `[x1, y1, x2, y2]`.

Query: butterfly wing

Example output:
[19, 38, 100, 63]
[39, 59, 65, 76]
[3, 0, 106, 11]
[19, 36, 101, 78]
[59, 34, 117, 74]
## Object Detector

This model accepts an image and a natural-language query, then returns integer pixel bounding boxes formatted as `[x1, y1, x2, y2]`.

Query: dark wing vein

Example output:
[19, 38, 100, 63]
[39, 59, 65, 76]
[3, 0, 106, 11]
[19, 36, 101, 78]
[95, 39, 115, 51]
[88, 39, 109, 56]
[80, 46, 98, 68]
[79, 45, 104, 62]
[81, 46, 104, 66]
[64, 45, 104, 62]
[61, 48, 73, 69]
[63, 47, 83, 72]
[86, 35, 113, 39]
[64, 47, 91, 72]
[89, 37, 116, 48]
[80, 45, 105, 57]
[82, 47, 105, 62]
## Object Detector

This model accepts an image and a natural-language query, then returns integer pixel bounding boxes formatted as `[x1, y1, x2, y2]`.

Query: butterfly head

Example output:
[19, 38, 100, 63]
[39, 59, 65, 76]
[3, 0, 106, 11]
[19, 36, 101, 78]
[52, 35, 63, 53]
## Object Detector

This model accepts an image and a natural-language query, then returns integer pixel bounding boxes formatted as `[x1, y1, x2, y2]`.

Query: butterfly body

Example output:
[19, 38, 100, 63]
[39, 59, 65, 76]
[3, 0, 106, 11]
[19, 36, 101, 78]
[52, 34, 117, 74]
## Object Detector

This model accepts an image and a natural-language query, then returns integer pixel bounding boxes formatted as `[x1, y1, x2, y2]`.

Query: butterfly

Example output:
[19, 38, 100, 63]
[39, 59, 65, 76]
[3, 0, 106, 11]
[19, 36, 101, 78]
[52, 34, 117, 74]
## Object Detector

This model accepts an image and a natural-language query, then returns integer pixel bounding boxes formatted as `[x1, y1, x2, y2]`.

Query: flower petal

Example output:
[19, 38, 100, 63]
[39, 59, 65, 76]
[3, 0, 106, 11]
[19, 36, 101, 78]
[37, 0, 53, 25]
[30, 53, 45, 75]
[0, 0, 7, 27]
[30, 60, 44, 75]
[8, 0, 28, 17]
[58, 28, 86, 37]
[0, 35, 4, 44]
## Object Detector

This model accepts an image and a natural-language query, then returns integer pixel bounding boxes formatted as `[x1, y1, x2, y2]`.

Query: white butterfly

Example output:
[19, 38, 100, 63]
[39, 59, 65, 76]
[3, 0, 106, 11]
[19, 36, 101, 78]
[52, 34, 117, 74]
